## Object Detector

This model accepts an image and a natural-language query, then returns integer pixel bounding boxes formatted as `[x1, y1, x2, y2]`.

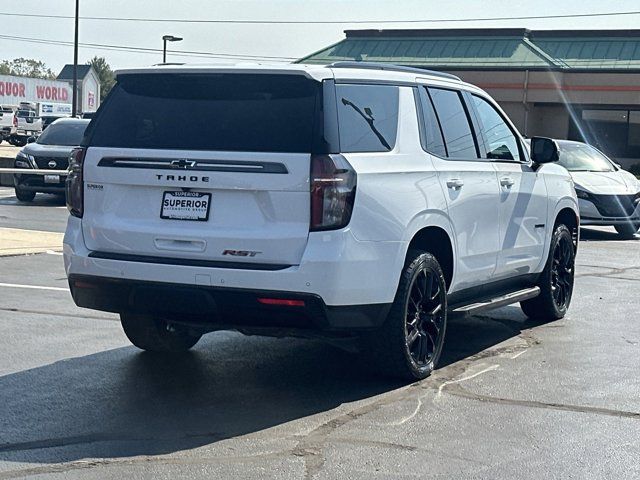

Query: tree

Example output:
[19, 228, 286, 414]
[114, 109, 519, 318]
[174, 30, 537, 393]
[0, 58, 55, 79]
[88, 56, 115, 98]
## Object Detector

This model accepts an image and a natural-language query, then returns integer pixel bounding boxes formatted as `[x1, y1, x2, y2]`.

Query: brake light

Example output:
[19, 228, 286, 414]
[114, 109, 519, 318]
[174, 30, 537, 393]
[257, 298, 305, 307]
[66, 147, 86, 218]
[12, 115, 17, 127]
[310, 154, 357, 231]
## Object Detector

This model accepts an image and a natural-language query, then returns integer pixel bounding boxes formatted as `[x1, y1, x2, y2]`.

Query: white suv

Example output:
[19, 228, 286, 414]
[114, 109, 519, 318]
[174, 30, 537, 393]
[64, 62, 579, 380]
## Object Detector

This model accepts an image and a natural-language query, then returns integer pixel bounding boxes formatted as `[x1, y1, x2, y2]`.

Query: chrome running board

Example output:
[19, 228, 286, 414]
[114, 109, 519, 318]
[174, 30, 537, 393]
[450, 286, 540, 316]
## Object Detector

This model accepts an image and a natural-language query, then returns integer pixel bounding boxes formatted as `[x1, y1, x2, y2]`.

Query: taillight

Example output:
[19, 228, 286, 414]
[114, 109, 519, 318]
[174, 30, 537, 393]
[310, 154, 357, 231]
[66, 147, 86, 218]
[12, 115, 17, 127]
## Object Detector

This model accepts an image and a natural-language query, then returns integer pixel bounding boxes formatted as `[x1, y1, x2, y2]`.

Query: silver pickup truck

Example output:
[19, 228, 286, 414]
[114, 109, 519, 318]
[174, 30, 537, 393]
[11, 109, 43, 145]
[0, 105, 16, 143]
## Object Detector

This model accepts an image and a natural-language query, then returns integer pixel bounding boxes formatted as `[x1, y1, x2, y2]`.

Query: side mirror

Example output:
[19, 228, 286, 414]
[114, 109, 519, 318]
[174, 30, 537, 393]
[530, 137, 559, 165]
[26, 136, 36, 144]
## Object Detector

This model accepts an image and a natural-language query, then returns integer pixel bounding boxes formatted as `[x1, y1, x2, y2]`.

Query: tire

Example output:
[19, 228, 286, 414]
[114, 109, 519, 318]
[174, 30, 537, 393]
[14, 188, 36, 202]
[364, 250, 447, 381]
[120, 313, 202, 353]
[614, 223, 639, 239]
[521, 224, 575, 321]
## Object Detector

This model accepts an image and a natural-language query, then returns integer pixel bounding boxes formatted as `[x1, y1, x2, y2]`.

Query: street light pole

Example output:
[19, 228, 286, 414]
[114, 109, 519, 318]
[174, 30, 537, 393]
[162, 35, 183, 63]
[72, 0, 79, 117]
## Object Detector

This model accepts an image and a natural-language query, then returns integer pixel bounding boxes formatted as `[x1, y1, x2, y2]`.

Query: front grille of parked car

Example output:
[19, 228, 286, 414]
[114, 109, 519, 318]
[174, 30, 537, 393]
[589, 193, 637, 217]
[33, 156, 69, 170]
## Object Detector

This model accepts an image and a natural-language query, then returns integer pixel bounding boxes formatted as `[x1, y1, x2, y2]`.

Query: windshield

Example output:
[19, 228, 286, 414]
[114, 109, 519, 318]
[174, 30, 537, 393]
[558, 143, 615, 172]
[16, 110, 32, 118]
[37, 122, 88, 146]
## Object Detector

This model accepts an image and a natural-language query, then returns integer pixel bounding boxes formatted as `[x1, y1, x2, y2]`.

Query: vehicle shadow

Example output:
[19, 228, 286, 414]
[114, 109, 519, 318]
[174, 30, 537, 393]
[0, 307, 538, 465]
[0, 193, 65, 207]
[580, 226, 637, 242]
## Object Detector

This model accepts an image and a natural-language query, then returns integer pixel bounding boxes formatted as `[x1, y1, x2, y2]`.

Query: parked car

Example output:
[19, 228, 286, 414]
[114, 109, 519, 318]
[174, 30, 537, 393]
[41, 116, 66, 131]
[526, 139, 640, 238]
[0, 105, 17, 143]
[64, 62, 579, 380]
[13, 118, 90, 202]
[10, 109, 43, 146]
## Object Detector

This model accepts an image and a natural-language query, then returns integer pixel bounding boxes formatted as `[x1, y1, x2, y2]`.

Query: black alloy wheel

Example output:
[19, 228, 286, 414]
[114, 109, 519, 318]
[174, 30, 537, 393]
[550, 232, 574, 310]
[521, 223, 575, 320]
[365, 251, 447, 380]
[614, 223, 639, 239]
[405, 267, 446, 367]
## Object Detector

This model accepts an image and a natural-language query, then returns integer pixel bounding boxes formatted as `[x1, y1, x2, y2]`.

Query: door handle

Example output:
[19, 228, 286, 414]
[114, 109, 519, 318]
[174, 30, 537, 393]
[446, 178, 464, 190]
[500, 177, 515, 188]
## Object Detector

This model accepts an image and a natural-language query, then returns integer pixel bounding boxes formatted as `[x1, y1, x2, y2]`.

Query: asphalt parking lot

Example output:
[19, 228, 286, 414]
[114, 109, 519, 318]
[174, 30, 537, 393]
[0, 185, 639, 479]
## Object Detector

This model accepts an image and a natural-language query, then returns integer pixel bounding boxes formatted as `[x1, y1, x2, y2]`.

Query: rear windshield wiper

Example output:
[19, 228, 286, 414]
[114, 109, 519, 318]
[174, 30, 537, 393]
[341, 98, 391, 150]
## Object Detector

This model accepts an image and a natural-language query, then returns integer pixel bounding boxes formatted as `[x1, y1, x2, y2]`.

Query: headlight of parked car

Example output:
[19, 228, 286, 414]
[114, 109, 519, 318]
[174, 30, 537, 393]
[574, 187, 590, 200]
[15, 151, 34, 169]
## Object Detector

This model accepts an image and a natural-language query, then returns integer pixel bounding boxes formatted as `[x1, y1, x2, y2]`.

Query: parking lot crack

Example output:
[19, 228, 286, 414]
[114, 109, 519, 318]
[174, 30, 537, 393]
[443, 383, 640, 420]
[576, 265, 640, 279]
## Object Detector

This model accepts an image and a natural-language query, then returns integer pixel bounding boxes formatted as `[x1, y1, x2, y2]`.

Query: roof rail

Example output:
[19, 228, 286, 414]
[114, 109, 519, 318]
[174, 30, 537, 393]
[327, 61, 461, 81]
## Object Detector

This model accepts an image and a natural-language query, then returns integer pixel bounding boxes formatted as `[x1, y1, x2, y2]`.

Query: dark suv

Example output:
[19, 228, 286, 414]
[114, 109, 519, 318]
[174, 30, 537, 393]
[14, 118, 90, 202]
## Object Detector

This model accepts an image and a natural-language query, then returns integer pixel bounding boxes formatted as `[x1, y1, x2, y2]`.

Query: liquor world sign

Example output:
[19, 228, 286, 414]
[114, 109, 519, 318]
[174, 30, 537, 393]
[0, 74, 71, 105]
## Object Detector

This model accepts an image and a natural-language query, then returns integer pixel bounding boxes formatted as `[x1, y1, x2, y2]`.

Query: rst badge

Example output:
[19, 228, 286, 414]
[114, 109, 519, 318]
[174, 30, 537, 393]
[222, 249, 261, 257]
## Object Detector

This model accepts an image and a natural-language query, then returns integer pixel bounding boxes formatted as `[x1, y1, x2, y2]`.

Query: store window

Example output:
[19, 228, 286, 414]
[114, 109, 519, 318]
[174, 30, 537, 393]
[576, 109, 640, 158]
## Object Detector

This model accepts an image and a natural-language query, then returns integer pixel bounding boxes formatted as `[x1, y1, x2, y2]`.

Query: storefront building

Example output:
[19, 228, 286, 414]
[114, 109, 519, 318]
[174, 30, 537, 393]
[299, 29, 640, 168]
[0, 64, 100, 116]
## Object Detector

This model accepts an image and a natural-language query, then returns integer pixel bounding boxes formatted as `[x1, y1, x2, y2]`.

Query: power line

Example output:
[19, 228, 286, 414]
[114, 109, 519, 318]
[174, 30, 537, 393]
[0, 34, 296, 62]
[0, 10, 639, 24]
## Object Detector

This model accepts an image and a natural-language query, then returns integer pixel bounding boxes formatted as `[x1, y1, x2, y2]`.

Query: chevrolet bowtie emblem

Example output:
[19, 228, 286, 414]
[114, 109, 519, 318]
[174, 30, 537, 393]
[169, 159, 196, 169]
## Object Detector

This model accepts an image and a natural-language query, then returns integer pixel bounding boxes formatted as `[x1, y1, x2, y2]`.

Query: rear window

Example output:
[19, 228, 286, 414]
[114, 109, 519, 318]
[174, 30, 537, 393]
[87, 73, 321, 152]
[37, 122, 88, 146]
[336, 84, 399, 153]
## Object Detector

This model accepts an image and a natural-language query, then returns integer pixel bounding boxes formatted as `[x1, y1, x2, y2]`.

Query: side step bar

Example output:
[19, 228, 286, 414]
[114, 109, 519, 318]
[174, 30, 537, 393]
[450, 286, 540, 317]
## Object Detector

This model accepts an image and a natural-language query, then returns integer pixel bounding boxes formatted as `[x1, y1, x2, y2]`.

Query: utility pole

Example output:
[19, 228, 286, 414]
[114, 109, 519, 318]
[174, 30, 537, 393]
[72, 0, 79, 117]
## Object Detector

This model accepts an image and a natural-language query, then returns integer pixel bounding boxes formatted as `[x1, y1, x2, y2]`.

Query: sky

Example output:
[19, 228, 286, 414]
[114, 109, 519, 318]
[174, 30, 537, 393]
[2, 0, 640, 74]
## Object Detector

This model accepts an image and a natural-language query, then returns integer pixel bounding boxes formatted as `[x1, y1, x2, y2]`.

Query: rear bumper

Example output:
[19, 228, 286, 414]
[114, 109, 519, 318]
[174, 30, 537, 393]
[14, 173, 67, 193]
[63, 216, 406, 328]
[68, 274, 391, 331]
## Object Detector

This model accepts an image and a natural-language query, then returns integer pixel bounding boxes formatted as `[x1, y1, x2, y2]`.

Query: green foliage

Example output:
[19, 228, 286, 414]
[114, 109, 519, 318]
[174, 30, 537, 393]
[88, 56, 115, 97]
[0, 58, 55, 79]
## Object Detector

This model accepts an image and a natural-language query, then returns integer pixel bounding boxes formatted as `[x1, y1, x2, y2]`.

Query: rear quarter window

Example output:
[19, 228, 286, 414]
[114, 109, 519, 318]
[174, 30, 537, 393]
[86, 73, 321, 153]
[336, 84, 399, 153]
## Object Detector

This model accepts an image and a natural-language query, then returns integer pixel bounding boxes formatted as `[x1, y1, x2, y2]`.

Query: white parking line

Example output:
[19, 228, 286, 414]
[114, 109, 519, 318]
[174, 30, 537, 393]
[0, 282, 68, 292]
[46, 250, 64, 255]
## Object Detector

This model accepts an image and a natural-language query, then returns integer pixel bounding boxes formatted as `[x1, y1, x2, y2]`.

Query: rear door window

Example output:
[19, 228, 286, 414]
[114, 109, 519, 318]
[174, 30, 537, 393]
[87, 73, 321, 153]
[336, 84, 399, 153]
[428, 87, 479, 160]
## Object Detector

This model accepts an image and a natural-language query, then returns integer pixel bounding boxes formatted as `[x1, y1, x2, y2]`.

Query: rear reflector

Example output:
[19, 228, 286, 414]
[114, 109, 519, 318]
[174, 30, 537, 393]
[257, 298, 305, 307]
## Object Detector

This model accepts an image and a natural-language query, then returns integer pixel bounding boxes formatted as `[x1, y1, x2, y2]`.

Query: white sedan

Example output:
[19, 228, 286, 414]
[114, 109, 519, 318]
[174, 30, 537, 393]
[526, 139, 640, 238]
